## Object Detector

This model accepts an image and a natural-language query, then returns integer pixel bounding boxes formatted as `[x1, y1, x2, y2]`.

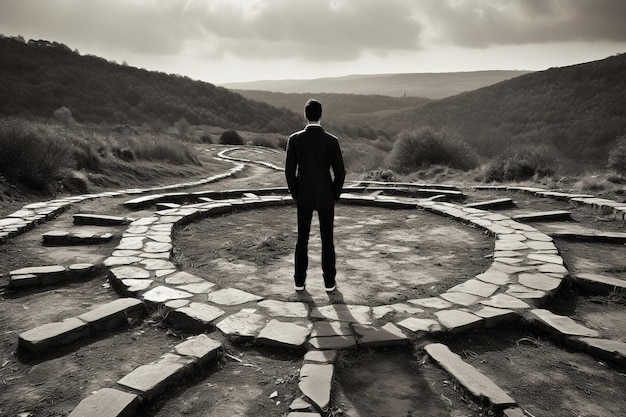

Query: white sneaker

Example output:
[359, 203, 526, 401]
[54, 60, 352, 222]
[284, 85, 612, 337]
[294, 284, 306, 291]
[325, 285, 336, 292]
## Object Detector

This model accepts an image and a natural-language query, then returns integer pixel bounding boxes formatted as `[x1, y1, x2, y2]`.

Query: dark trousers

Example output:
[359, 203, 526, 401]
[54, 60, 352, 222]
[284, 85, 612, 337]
[294, 204, 336, 288]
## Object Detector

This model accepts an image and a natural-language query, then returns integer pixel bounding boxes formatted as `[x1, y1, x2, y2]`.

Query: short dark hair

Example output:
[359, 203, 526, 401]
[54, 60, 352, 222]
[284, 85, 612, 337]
[305, 99, 322, 121]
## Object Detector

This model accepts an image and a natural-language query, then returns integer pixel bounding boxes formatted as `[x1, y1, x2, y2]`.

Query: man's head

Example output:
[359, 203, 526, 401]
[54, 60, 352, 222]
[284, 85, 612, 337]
[304, 99, 322, 122]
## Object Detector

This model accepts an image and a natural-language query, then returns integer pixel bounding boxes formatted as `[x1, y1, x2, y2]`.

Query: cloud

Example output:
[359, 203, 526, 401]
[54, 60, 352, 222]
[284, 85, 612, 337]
[0, 0, 624, 64]
[420, 0, 626, 48]
[0, 0, 423, 61]
[194, 0, 424, 61]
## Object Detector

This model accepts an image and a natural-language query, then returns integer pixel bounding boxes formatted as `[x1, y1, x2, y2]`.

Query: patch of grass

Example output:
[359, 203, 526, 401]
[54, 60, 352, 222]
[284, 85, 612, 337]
[129, 134, 200, 165]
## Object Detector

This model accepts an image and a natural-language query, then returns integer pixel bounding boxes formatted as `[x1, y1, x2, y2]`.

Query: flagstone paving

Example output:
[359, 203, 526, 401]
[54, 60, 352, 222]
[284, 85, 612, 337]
[2, 147, 626, 416]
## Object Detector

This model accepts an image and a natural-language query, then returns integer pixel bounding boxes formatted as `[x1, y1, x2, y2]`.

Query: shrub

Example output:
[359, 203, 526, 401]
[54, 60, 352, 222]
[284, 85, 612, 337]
[53, 106, 74, 127]
[0, 119, 74, 191]
[173, 117, 190, 138]
[275, 136, 287, 150]
[608, 135, 626, 174]
[219, 129, 244, 145]
[384, 127, 478, 173]
[482, 144, 557, 182]
[200, 131, 213, 144]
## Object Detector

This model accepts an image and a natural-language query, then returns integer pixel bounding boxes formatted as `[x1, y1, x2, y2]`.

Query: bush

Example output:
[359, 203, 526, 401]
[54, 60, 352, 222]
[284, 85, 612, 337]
[384, 127, 478, 173]
[482, 144, 557, 182]
[219, 129, 244, 145]
[608, 135, 626, 174]
[200, 131, 213, 144]
[0, 119, 74, 191]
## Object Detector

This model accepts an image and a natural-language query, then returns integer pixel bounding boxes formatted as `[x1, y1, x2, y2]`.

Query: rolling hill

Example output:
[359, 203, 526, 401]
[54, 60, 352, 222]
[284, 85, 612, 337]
[230, 90, 431, 125]
[220, 71, 531, 99]
[373, 53, 626, 165]
[0, 36, 302, 134]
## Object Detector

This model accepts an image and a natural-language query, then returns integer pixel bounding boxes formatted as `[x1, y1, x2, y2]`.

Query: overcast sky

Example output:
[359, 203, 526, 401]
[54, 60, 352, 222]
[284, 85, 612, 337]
[1, 0, 625, 84]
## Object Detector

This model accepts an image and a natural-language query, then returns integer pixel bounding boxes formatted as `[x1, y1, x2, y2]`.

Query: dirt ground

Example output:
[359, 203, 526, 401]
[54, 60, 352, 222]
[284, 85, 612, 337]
[1, 147, 625, 416]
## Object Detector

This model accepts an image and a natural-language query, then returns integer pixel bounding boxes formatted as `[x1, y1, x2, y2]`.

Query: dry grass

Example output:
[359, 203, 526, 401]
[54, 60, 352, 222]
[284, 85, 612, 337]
[0, 118, 202, 195]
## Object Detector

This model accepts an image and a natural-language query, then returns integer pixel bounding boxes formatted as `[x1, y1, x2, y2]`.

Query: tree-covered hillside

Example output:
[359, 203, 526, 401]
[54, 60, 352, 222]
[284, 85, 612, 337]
[231, 90, 431, 125]
[380, 53, 626, 164]
[0, 36, 302, 133]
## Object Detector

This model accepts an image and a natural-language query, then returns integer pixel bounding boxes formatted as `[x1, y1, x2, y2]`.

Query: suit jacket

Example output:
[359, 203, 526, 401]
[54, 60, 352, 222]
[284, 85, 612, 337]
[285, 124, 346, 210]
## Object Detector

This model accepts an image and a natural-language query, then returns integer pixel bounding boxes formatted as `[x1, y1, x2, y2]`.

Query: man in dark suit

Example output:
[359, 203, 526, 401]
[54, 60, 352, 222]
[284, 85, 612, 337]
[285, 99, 346, 292]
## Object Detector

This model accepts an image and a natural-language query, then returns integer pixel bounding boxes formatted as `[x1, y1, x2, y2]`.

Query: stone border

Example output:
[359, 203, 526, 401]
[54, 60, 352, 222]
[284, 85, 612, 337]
[0, 149, 245, 244]
[100, 184, 626, 414]
[9, 148, 625, 415]
[473, 185, 626, 222]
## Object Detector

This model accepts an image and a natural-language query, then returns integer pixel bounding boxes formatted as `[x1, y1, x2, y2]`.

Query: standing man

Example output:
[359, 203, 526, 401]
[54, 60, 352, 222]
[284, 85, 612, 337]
[285, 99, 346, 292]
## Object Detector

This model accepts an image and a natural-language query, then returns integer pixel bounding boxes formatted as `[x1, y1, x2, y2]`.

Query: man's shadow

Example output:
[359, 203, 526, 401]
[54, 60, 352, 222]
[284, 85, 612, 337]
[296, 288, 360, 324]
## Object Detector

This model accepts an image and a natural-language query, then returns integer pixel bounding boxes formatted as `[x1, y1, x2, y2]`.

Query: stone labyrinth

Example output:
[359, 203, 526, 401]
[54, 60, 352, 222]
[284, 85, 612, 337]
[2, 146, 626, 417]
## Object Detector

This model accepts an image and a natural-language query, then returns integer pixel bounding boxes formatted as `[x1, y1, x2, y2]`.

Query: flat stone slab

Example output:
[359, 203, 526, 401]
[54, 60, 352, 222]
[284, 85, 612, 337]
[169, 302, 225, 330]
[174, 334, 222, 366]
[310, 304, 372, 324]
[570, 337, 626, 366]
[425, 343, 516, 408]
[480, 294, 531, 310]
[531, 309, 600, 339]
[407, 297, 454, 309]
[104, 256, 143, 267]
[449, 279, 499, 298]
[353, 322, 409, 347]
[471, 306, 517, 328]
[518, 273, 562, 292]
[68, 388, 138, 417]
[216, 310, 267, 341]
[506, 284, 547, 301]
[257, 299, 309, 318]
[299, 364, 334, 411]
[311, 321, 352, 337]
[304, 350, 337, 364]
[440, 291, 482, 307]
[110, 266, 151, 280]
[121, 279, 153, 293]
[207, 288, 263, 306]
[574, 273, 626, 294]
[512, 210, 572, 222]
[396, 317, 443, 333]
[77, 298, 144, 330]
[10, 265, 66, 277]
[464, 198, 516, 210]
[372, 303, 424, 319]
[164, 271, 205, 285]
[43, 230, 115, 245]
[142, 286, 193, 303]
[19, 317, 90, 353]
[117, 353, 195, 400]
[257, 319, 310, 348]
[435, 310, 483, 334]
[175, 282, 216, 294]
[73, 213, 131, 226]
[309, 335, 357, 350]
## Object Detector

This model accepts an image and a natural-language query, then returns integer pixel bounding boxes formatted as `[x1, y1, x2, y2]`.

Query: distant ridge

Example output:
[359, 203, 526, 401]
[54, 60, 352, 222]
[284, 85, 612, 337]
[220, 71, 532, 99]
[378, 53, 626, 165]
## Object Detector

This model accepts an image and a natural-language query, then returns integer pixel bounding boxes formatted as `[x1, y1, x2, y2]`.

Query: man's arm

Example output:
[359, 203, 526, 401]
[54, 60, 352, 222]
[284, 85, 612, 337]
[332, 138, 346, 201]
[284, 136, 298, 199]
